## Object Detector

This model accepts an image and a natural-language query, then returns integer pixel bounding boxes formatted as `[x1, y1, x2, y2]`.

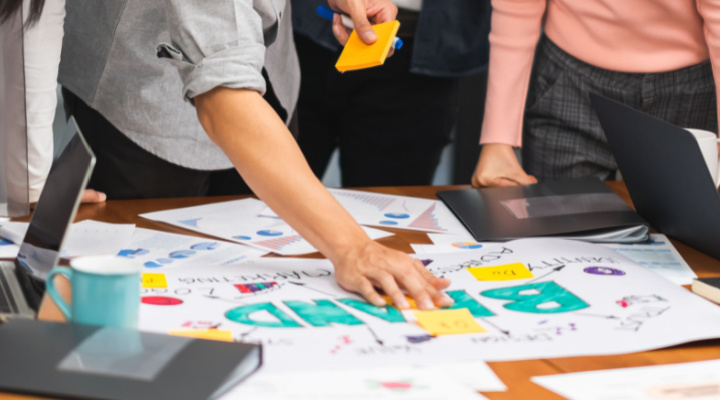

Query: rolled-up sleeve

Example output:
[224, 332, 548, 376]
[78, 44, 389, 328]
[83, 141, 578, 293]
[160, 0, 270, 100]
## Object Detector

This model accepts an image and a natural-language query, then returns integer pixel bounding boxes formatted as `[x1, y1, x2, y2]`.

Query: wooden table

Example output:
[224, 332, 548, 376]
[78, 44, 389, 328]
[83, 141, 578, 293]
[2, 182, 720, 400]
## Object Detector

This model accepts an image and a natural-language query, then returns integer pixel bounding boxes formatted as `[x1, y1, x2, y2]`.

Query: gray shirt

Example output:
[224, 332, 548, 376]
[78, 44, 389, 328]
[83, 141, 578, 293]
[59, 0, 300, 170]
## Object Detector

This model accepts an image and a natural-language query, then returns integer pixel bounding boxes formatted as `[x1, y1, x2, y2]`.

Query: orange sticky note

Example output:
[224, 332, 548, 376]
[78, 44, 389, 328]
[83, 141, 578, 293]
[381, 294, 418, 310]
[414, 309, 486, 336]
[142, 273, 167, 288]
[168, 329, 234, 342]
[335, 20, 400, 72]
[467, 263, 534, 281]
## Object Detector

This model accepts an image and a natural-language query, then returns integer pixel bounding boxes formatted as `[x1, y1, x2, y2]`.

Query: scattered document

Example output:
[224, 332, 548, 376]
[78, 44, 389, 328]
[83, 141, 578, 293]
[532, 359, 720, 400]
[0, 220, 135, 258]
[262, 189, 470, 235]
[119, 228, 267, 269]
[61, 220, 136, 258]
[139, 239, 720, 373]
[604, 234, 696, 285]
[141, 198, 394, 256]
[222, 365, 489, 400]
[424, 233, 697, 285]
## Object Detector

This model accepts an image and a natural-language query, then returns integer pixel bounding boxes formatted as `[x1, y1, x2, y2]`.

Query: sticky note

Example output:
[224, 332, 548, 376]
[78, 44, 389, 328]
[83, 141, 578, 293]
[381, 294, 418, 310]
[467, 263, 534, 281]
[142, 273, 167, 288]
[414, 309, 486, 336]
[168, 329, 234, 342]
[335, 20, 400, 72]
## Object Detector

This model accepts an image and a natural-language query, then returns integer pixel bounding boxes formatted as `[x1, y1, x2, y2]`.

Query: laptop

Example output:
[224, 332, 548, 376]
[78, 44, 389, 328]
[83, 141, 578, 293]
[0, 117, 96, 318]
[591, 93, 720, 260]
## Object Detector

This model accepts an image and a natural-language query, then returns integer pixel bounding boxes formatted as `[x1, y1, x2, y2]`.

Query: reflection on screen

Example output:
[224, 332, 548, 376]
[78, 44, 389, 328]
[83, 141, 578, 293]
[17, 120, 95, 280]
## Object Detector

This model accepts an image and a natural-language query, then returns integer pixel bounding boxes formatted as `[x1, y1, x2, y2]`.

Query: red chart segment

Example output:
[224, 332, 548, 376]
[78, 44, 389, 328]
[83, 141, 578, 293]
[142, 296, 183, 306]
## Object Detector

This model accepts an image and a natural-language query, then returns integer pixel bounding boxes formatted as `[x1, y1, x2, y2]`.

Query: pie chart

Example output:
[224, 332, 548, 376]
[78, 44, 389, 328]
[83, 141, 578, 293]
[257, 230, 283, 237]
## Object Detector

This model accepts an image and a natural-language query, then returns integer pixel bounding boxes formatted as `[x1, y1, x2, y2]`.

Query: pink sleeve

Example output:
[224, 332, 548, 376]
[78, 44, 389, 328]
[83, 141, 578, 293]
[697, 0, 720, 131]
[479, 0, 547, 147]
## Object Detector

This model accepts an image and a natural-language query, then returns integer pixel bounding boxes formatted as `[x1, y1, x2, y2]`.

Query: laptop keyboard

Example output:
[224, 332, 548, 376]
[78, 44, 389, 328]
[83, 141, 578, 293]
[0, 270, 18, 314]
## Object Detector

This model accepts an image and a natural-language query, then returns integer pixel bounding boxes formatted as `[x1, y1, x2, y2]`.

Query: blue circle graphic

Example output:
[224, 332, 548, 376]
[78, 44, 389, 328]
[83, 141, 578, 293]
[144, 261, 162, 268]
[380, 220, 398, 225]
[257, 230, 283, 237]
[169, 250, 195, 259]
[384, 212, 410, 219]
[191, 242, 219, 251]
[233, 235, 252, 241]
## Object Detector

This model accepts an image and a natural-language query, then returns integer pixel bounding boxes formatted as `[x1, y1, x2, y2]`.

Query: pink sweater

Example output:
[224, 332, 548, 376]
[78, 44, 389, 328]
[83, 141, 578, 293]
[480, 0, 720, 147]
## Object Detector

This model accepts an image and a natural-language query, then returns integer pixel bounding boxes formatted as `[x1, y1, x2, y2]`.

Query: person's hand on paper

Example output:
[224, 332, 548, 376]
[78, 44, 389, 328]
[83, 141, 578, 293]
[471, 143, 538, 187]
[328, 0, 398, 46]
[332, 239, 453, 310]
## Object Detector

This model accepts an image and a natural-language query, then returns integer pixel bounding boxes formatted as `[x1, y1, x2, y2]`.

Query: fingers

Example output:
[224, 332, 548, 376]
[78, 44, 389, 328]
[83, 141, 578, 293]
[354, 277, 386, 307]
[332, 14, 351, 46]
[413, 261, 450, 290]
[347, 5, 378, 44]
[81, 189, 107, 204]
[397, 271, 453, 310]
[372, 272, 410, 309]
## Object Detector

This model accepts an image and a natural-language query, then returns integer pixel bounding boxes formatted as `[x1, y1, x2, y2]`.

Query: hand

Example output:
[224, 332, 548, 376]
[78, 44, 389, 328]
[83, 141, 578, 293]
[80, 189, 107, 203]
[471, 143, 538, 187]
[328, 0, 398, 45]
[332, 240, 453, 310]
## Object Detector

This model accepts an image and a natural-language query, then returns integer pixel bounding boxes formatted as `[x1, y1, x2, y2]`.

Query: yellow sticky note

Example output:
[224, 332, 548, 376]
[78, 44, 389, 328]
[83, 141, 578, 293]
[169, 329, 234, 342]
[335, 20, 400, 72]
[381, 294, 418, 310]
[142, 273, 167, 288]
[414, 309, 486, 336]
[467, 262, 533, 281]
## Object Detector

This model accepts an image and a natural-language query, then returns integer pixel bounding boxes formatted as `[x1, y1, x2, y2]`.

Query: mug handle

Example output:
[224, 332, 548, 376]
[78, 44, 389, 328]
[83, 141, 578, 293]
[46, 267, 73, 321]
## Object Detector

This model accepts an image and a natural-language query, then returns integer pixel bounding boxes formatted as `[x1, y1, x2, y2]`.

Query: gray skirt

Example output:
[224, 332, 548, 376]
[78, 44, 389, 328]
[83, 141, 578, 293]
[522, 35, 718, 181]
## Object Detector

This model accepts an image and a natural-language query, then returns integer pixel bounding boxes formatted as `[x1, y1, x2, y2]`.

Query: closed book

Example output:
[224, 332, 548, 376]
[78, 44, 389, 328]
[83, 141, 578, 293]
[692, 278, 720, 304]
[0, 319, 261, 400]
[438, 178, 649, 243]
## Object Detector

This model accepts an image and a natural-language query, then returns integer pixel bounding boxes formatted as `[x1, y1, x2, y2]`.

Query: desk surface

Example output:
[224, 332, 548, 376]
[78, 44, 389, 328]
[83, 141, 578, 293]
[3, 182, 720, 400]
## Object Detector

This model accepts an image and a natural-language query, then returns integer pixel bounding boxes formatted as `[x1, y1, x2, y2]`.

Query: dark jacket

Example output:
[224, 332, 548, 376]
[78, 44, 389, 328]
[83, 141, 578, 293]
[291, 0, 491, 78]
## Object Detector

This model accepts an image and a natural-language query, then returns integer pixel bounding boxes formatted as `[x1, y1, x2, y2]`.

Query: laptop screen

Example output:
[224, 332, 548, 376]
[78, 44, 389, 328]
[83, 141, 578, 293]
[16, 118, 95, 281]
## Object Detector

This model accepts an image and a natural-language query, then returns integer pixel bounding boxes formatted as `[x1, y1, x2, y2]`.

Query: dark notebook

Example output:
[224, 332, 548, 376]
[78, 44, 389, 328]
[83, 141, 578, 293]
[692, 278, 720, 304]
[438, 178, 649, 243]
[0, 319, 261, 400]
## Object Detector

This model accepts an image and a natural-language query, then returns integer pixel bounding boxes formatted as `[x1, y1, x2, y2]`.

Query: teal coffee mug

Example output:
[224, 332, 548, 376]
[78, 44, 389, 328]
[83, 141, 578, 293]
[46, 255, 142, 328]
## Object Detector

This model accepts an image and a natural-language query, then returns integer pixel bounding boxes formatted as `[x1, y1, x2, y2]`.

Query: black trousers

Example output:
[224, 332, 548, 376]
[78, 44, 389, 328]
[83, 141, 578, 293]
[294, 34, 460, 187]
[62, 88, 252, 199]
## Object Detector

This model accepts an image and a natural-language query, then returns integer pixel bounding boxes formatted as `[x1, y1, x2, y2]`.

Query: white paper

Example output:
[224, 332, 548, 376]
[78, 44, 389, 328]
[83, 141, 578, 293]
[0, 220, 136, 258]
[428, 360, 506, 392]
[532, 359, 720, 400]
[428, 233, 477, 245]
[61, 220, 136, 258]
[140, 198, 394, 256]
[119, 228, 268, 269]
[138, 239, 720, 374]
[427, 233, 697, 285]
[411, 243, 493, 255]
[0, 240, 19, 258]
[603, 234, 696, 285]
[260, 189, 471, 235]
[222, 365, 489, 400]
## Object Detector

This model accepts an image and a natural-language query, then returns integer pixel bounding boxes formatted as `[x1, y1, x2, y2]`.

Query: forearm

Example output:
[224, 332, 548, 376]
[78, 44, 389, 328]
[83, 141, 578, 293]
[195, 87, 371, 263]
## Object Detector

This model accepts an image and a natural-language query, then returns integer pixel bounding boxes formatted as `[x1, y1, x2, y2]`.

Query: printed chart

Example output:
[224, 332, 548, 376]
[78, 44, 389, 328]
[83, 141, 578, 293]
[259, 189, 471, 235]
[141, 198, 394, 256]
[117, 228, 267, 269]
[138, 239, 720, 373]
